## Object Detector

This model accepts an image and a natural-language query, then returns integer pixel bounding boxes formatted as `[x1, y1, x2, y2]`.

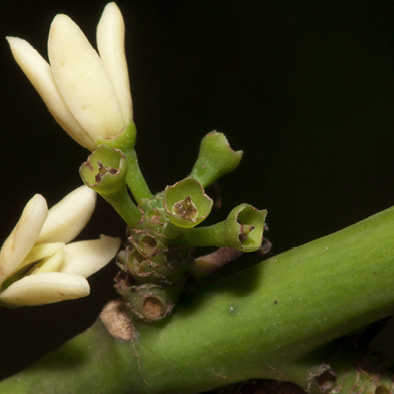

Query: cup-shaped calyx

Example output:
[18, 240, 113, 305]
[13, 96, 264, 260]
[164, 178, 213, 229]
[226, 204, 267, 251]
[80, 145, 127, 195]
[7, 2, 134, 151]
[80, 145, 142, 227]
[184, 203, 267, 252]
[191, 132, 243, 188]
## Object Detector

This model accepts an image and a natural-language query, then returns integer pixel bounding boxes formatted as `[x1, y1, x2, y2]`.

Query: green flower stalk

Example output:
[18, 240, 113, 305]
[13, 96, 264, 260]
[80, 145, 141, 227]
[184, 203, 267, 252]
[191, 131, 243, 188]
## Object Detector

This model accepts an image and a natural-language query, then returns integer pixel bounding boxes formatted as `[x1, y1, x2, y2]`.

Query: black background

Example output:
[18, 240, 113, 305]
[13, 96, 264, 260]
[0, 0, 394, 382]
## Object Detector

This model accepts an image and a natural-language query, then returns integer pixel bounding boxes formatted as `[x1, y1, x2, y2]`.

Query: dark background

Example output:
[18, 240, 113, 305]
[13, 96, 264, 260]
[0, 0, 393, 382]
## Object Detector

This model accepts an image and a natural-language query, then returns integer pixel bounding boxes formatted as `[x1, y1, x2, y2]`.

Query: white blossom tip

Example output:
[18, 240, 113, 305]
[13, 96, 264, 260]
[0, 272, 90, 307]
[8, 2, 133, 149]
[37, 186, 96, 244]
[62, 234, 121, 278]
[0, 194, 48, 286]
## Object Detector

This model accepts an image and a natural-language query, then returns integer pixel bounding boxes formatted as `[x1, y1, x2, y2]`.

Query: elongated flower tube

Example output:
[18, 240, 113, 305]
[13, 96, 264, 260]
[6, 2, 133, 150]
[0, 186, 120, 307]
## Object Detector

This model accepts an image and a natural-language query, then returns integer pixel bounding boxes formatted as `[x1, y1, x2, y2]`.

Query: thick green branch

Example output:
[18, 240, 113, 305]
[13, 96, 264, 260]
[2, 206, 394, 393]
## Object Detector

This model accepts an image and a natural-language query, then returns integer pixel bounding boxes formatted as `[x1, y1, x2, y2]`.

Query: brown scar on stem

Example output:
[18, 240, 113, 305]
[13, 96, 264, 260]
[100, 299, 150, 387]
[99, 298, 137, 342]
[194, 247, 244, 275]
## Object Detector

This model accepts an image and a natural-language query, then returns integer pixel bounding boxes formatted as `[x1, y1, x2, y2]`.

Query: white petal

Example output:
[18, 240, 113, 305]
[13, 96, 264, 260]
[48, 14, 125, 141]
[6, 37, 94, 150]
[0, 195, 48, 285]
[0, 272, 89, 306]
[37, 186, 96, 244]
[61, 235, 120, 277]
[97, 2, 133, 124]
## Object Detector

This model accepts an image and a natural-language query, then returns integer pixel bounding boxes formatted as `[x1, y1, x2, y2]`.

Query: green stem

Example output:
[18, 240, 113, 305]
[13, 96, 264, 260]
[183, 221, 228, 247]
[2, 206, 394, 393]
[101, 185, 141, 227]
[124, 148, 152, 202]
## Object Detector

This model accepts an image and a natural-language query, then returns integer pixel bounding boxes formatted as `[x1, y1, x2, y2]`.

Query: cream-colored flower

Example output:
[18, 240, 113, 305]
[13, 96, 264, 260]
[0, 186, 120, 307]
[7, 2, 132, 151]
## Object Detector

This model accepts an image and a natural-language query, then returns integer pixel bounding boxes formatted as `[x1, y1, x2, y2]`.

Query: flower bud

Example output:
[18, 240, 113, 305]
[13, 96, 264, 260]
[191, 132, 243, 188]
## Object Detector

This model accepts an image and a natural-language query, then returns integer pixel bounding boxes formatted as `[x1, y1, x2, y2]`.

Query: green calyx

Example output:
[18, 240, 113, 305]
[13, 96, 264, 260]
[80, 145, 141, 227]
[96, 121, 152, 202]
[163, 177, 213, 229]
[80, 145, 127, 195]
[228, 204, 267, 251]
[191, 131, 243, 188]
[95, 121, 137, 152]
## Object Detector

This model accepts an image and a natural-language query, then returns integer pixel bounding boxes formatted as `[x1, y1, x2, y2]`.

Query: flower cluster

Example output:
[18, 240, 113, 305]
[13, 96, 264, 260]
[6, 2, 268, 320]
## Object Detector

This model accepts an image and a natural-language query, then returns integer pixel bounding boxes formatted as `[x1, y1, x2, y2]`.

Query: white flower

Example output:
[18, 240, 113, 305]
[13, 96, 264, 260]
[0, 186, 120, 307]
[6, 2, 132, 151]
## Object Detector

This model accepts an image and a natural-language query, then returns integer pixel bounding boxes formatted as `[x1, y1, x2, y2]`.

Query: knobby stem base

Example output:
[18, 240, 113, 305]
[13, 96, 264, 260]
[2, 206, 394, 393]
